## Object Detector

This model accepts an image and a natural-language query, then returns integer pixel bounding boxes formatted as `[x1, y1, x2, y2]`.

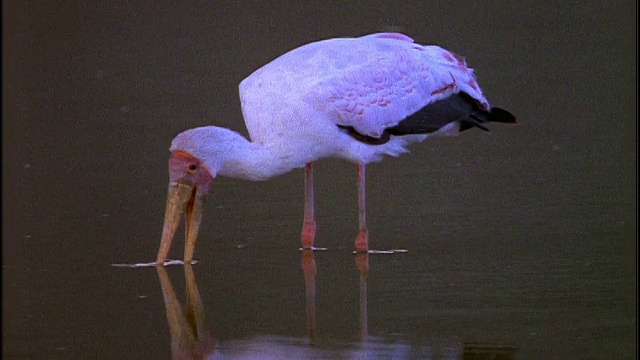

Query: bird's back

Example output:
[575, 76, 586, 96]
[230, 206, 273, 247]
[238, 33, 492, 162]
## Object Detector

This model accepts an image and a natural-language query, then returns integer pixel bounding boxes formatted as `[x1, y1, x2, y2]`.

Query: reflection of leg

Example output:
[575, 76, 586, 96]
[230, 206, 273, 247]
[301, 163, 317, 249]
[302, 250, 317, 341]
[356, 253, 369, 341]
[355, 252, 369, 275]
[354, 164, 369, 252]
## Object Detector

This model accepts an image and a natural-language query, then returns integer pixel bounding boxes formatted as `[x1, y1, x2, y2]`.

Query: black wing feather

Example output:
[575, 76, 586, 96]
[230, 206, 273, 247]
[339, 91, 516, 145]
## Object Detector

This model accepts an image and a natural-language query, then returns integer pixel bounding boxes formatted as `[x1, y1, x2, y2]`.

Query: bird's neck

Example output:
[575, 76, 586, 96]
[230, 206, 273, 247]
[218, 141, 294, 181]
[172, 126, 309, 181]
[216, 135, 303, 181]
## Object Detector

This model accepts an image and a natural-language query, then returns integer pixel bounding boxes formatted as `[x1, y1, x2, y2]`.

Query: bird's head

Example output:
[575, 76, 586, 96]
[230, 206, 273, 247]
[155, 128, 218, 265]
[155, 126, 264, 264]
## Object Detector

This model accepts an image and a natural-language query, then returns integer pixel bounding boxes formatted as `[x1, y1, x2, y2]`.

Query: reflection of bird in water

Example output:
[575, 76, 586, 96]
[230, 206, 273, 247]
[154, 32, 517, 264]
[302, 251, 519, 359]
[156, 264, 216, 359]
[154, 253, 518, 358]
[462, 343, 519, 360]
[300, 251, 370, 343]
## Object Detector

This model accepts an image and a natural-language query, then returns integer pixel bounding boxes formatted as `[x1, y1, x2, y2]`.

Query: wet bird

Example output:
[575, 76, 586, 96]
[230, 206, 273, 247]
[155, 32, 516, 264]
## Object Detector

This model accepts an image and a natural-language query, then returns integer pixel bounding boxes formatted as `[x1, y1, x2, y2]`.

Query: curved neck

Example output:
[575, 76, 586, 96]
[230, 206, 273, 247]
[218, 134, 312, 181]
[171, 126, 312, 182]
[216, 138, 305, 181]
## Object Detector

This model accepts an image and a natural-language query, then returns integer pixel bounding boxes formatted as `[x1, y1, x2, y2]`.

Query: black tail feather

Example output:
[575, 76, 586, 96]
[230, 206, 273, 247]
[465, 114, 490, 132]
[339, 92, 517, 144]
[488, 107, 517, 124]
[460, 107, 517, 132]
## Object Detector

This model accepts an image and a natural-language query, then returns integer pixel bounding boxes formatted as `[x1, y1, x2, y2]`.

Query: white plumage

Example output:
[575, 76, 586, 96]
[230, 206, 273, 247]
[237, 32, 488, 166]
[156, 32, 516, 264]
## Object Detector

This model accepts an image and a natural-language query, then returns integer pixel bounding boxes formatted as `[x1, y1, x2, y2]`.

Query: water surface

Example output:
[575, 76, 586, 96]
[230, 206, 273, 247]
[3, 1, 635, 359]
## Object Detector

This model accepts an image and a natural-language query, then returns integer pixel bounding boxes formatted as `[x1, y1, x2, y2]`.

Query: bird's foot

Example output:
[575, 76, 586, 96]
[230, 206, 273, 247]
[111, 259, 198, 268]
[354, 228, 369, 252]
[299, 246, 328, 251]
[352, 249, 409, 254]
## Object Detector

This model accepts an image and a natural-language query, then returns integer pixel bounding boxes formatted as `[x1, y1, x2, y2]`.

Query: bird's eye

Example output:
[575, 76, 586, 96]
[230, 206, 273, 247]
[187, 163, 198, 173]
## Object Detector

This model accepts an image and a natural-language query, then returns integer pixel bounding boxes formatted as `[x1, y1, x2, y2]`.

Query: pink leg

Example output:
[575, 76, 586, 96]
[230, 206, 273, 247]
[301, 163, 317, 249]
[354, 164, 369, 252]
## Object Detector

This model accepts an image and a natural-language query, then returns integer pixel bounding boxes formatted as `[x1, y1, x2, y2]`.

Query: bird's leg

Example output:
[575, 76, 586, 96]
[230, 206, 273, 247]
[354, 164, 369, 252]
[301, 163, 317, 249]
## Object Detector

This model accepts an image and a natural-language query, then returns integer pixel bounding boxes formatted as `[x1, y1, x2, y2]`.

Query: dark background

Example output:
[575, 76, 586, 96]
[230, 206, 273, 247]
[3, 1, 636, 359]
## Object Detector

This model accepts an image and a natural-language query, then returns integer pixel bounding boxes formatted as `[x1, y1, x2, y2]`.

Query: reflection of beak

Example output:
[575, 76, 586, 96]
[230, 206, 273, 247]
[156, 263, 215, 357]
[156, 181, 206, 264]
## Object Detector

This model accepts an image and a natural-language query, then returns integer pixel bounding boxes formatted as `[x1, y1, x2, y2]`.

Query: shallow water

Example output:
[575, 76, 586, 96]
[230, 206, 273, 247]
[3, 2, 636, 359]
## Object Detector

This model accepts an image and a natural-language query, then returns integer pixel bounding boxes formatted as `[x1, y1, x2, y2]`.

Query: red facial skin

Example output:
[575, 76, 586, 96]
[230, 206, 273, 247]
[156, 151, 214, 265]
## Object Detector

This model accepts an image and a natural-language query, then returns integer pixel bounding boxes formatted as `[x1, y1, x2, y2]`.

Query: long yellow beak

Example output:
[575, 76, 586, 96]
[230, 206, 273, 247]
[156, 181, 207, 265]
